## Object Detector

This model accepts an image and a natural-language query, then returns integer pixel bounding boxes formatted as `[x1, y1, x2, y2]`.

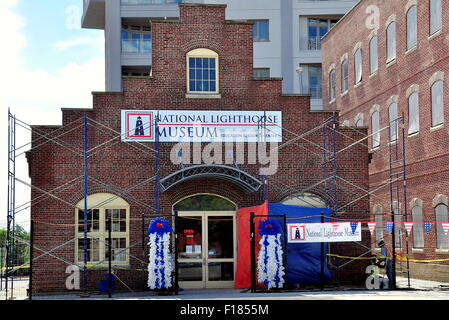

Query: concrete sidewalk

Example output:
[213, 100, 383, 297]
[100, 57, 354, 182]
[29, 277, 449, 300]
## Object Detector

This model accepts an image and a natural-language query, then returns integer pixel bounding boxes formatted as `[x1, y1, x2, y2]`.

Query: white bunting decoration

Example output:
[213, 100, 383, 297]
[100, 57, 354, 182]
[442, 223, 449, 236]
[367, 222, 376, 235]
[404, 222, 414, 235]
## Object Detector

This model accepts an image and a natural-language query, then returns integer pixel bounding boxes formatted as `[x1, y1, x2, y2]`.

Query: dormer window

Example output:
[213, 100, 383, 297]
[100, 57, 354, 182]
[187, 48, 219, 94]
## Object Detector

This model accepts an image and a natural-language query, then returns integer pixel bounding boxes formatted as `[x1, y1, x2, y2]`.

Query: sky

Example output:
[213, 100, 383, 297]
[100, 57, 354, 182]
[0, 0, 105, 230]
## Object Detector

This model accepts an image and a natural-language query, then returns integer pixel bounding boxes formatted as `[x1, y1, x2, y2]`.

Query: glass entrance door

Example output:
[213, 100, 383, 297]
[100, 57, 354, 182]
[177, 211, 236, 289]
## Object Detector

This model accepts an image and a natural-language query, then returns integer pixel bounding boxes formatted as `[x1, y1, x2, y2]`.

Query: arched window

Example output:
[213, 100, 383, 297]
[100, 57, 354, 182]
[392, 202, 403, 250]
[281, 193, 326, 208]
[386, 21, 396, 62]
[412, 204, 424, 249]
[435, 203, 449, 250]
[187, 48, 219, 94]
[374, 205, 384, 245]
[75, 193, 130, 265]
[431, 80, 444, 127]
[354, 48, 362, 84]
[341, 58, 348, 93]
[371, 110, 381, 148]
[329, 69, 336, 101]
[408, 91, 420, 135]
[430, 0, 442, 35]
[406, 5, 418, 50]
[174, 194, 236, 212]
[369, 35, 378, 74]
[389, 102, 398, 142]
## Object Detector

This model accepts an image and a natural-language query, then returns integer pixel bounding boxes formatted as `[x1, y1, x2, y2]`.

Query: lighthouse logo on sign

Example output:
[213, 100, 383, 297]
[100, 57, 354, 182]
[290, 225, 305, 241]
[125, 112, 153, 140]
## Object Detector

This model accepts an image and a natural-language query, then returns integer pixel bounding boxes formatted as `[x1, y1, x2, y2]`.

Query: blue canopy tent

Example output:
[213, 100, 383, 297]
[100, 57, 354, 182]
[236, 202, 332, 288]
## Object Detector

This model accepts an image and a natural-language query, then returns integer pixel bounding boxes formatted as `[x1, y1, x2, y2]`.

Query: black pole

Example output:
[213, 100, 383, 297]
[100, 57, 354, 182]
[108, 217, 112, 298]
[174, 211, 179, 296]
[0, 243, 3, 291]
[29, 220, 34, 300]
[282, 214, 288, 285]
[320, 212, 324, 290]
[250, 212, 256, 293]
[391, 210, 397, 289]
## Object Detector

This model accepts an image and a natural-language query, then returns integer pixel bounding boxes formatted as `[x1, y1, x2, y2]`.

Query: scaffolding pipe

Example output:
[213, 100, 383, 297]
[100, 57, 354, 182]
[83, 112, 89, 293]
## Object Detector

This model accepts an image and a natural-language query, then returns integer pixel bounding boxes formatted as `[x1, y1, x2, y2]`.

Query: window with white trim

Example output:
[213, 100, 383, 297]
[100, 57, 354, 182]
[75, 193, 130, 266]
[187, 48, 218, 94]
[369, 36, 378, 74]
[329, 69, 336, 101]
[412, 205, 424, 249]
[354, 48, 362, 84]
[431, 80, 444, 127]
[386, 22, 396, 62]
[393, 202, 403, 250]
[408, 92, 420, 135]
[341, 58, 348, 93]
[435, 203, 449, 250]
[430, 0, 442, 35]
[374, 205, 384, 245]
[389, 102, 399, 142]
[406, 5, 418, 50]
[371, 111, 381, 148]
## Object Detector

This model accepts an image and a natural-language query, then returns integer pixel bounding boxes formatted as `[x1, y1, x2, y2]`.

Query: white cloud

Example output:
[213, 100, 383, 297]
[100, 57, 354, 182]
[0, 1, 105, 229]
[55, 36, 104, 52]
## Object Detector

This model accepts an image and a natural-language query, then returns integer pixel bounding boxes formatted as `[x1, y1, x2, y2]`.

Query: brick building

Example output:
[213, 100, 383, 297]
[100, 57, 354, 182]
[28, 4, 370, 294]
[322, 0, 449, 280]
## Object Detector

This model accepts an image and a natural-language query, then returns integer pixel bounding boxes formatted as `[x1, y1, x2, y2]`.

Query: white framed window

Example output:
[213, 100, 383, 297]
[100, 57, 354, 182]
[386, 22, 397, 62]
[371, 110, 381, 148]
[393, 202, 403, 250]
[252, 20, 269, 42]
[389, 102, 399, 142]
[408, 92, 420, 134]
[369, 36, 378, 74]
[406, 5, 418, 50]
[374, 205, 384, 245]
[435, 203, 449, 250]
[431, 80, 444, 127]
[329, 69, 336, 101]
[341, 59, 348, 93]
[187, 48, 219, 94]
[412, 205, 424, 249]
[354, 48, 362, 84]
[75, 193, 130, 266]
[430, 0, 443, 35]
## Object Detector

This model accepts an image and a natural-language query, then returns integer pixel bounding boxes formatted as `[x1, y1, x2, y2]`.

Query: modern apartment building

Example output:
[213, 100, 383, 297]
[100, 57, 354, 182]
[82, 0, 358, 109]
[321, 0, 449, 281]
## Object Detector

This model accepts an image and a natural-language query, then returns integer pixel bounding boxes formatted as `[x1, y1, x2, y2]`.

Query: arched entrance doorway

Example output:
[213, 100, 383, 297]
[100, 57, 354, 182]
[173, 194, 237, 289]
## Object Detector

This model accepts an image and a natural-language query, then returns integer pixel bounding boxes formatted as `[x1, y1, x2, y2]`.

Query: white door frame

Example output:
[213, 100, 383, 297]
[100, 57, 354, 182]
[177, 211, 237, 289]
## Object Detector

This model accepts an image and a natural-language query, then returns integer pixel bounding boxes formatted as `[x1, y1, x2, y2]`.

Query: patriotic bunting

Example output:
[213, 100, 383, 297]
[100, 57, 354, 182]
[424, 222, 433, 233]
[350, 222, 358, 235]
[386, 222, 394, 234]
[442, 223, 449, 236]
[367, 222, 376, 235]
[404, 222, 413, 235]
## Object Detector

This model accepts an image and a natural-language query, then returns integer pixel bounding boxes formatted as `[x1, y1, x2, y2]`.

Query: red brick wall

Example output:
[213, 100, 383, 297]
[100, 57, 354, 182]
[29, 4, 370, 293]
[322, 0, 449, 274]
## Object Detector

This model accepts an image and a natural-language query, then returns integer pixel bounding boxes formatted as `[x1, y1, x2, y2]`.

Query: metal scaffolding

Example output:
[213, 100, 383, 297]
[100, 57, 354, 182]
[3, 105, 408, 299]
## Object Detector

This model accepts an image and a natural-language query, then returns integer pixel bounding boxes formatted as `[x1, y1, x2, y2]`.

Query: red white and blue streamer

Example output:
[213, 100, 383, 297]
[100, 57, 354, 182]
[148, 217, 174, 290]
[257, 219, 285, 289]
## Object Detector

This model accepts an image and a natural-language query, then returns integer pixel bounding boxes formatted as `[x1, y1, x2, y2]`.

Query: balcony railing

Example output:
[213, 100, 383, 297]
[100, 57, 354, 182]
[121, 0, 183, 4]
[122, 39, 152, 54]
[300, 36, 322, 51]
